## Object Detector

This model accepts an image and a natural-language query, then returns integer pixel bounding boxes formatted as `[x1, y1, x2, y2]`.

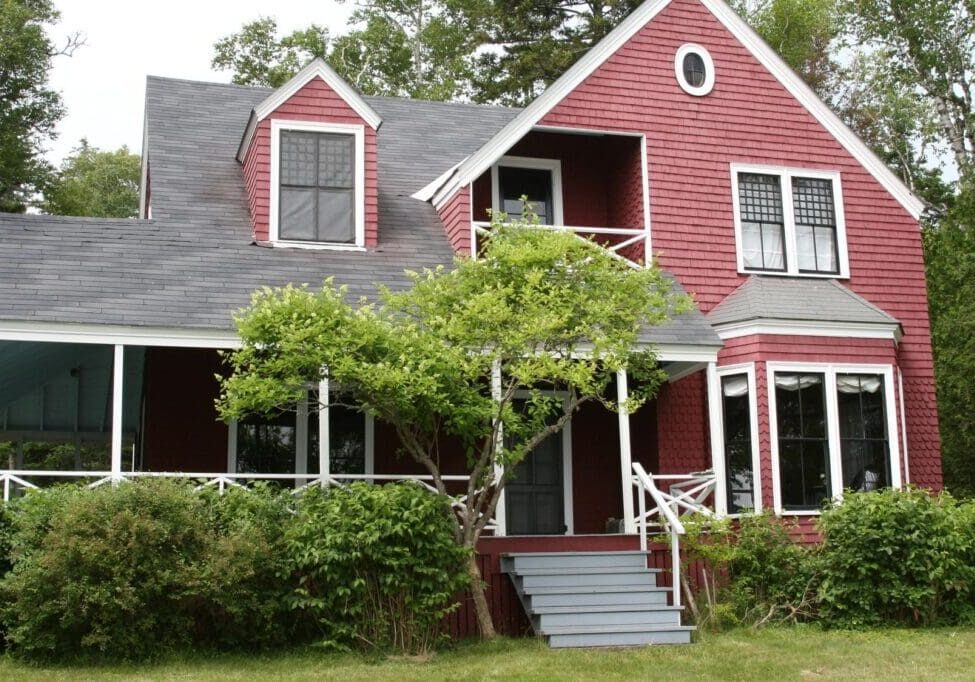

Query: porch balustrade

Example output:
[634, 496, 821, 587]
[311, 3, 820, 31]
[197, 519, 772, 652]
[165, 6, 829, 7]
[471, 221, 649, 268]
[631, 463, 717, 607]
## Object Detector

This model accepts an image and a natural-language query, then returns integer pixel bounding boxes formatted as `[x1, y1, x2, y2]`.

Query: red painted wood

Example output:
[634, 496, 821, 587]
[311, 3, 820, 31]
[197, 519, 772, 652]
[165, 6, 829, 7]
[142, 348, 228, 472]
[241, 77, 379, 247]
[437, 186, 472, 255]
[656, 372, 711, 475]
[526, 0, 939, 489]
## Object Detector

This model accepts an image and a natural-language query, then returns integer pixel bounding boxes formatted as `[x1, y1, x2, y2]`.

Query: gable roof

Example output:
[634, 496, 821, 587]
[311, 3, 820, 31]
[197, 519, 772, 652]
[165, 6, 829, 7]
[236, 58, 383, 161]
[707, 276, 901, 337]
[429, 0, 924, 220]
[0, 76, 720, 353]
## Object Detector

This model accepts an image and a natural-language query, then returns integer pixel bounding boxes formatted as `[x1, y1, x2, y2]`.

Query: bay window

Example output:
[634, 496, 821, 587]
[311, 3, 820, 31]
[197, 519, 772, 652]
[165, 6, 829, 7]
[732, 164, 848, 278]
[720, 371, 760, 513]
[769, 364, 900, 513]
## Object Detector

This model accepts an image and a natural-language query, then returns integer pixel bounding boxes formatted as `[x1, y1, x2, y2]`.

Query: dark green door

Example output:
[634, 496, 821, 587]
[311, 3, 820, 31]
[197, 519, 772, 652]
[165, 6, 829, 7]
[506, 429, 566, 535]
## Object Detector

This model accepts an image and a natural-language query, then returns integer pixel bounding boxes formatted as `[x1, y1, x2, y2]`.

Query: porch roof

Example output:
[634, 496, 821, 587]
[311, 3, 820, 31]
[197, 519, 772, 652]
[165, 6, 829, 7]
[0, 77, 719, 351]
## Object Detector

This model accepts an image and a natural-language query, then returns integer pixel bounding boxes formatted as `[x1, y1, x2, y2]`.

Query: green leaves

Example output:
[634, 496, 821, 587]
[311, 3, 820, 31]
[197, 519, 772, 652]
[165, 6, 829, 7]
[41, 139, 141, 218]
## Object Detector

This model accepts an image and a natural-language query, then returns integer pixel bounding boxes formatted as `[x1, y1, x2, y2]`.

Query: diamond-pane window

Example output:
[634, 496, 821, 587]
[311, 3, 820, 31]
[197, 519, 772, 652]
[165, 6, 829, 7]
[279, 131, 355, 243]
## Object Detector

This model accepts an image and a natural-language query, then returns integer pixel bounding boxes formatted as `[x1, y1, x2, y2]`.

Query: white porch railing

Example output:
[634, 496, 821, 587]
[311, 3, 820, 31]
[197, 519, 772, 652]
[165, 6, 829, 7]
[472, 221, 649, 268]
[630, 463, 717, 608]
[0, 470, 497, 532]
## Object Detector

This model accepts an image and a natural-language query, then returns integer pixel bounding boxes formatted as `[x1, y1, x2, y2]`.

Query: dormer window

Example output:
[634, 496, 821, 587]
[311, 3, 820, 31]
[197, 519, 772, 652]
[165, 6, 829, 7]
[731, 164, 849, 278]
[491, 156, 564, 225]
[269, 120, 365, 250]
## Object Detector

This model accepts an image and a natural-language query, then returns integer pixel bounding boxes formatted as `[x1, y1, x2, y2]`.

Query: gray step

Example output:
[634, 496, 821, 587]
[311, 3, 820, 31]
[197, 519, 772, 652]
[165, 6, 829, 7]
[526, 587, 670, 609]
[518, 570, 658, 589]
[545, 624, 695, 648]
[501, 551, 649, 572]
[536, 606, 683, 629]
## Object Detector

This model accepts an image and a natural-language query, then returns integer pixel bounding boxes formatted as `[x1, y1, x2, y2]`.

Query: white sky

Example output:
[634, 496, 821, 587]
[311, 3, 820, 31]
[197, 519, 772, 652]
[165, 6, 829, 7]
[45, 0, 355, 165]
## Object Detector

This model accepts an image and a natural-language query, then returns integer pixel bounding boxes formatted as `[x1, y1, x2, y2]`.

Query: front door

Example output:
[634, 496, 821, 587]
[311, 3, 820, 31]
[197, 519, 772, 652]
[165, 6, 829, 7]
[506, 427, 567, 535]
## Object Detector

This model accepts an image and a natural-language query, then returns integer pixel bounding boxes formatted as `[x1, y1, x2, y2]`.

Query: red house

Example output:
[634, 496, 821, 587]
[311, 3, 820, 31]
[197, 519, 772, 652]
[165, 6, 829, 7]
[0, 0, 939, 647]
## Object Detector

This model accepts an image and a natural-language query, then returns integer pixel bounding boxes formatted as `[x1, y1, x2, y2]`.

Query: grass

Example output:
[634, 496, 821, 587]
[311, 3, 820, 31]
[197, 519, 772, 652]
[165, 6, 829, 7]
[2, 627, 974, 681]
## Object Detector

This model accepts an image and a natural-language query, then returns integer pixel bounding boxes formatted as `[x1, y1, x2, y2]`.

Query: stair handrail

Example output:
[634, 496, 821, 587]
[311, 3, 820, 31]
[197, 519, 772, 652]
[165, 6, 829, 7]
[632, 462, 684, 608]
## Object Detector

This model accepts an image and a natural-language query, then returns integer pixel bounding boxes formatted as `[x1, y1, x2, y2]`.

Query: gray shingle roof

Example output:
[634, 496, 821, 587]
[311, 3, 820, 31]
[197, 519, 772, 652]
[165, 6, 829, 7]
[707, 276, 899, 328]
[0, 76, 720, 349]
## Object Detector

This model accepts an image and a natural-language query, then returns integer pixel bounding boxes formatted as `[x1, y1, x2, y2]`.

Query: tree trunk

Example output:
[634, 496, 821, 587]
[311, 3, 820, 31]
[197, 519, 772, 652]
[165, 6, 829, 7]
[466, 552, 497, 638]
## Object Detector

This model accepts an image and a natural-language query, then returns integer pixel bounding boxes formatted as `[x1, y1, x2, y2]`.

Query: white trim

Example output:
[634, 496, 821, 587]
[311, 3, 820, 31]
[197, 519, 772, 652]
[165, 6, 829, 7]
[268, 119, 366, 249]
[427, 0, 922, 222]
[318, 376, 330, 479]
[714, 319, 902, 343]
[412, 159, 465, 203]
[655, 345, 721, 363]
[674, 43, 715, 96]
[641, 135, 652, 258]
[0, 321, 239, 349]
[491, 360, 507, 536]
[767, 362, 902, 515]
[709, 363, 763, 516]
[898, 367, 910, 485]
[731, 163, 850, 278]
[616, 369, 636, 534]
[490, 156, 565, 225]
[237, 58, 381, 160]
[226, 420, 238, 473]
[701, 0, 923, 221]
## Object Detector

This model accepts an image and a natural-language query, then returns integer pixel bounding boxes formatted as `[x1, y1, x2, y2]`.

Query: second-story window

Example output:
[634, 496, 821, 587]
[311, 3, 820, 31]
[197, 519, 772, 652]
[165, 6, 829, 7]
[270, 120, 365, 249]
[732, 165, 848, 278]
[492, 156, 564, 226]
[280, 131, 355, 243]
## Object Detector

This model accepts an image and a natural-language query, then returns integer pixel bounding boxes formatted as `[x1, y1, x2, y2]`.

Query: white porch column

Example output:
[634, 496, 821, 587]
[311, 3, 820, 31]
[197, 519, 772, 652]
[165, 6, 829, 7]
[318, 372, 330, 485]
[491, 359, 506, 536]
[617, 369, 636, 534]
[706, 362, 728, 517]
[110, 344, 124, 483]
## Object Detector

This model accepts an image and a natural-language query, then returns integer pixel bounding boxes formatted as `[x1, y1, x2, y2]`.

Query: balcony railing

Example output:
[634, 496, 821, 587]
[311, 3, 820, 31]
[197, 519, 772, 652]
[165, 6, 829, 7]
[472, 221, 650, 268]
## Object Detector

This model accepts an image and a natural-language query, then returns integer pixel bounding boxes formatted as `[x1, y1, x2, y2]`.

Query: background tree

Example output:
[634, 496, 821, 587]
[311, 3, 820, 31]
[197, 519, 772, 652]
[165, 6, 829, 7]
[924, 186, 975, 498]
[218, 221, 687, 637]
[212, 17, 330, 88]
[41, 140, 141, 218]
[0, 0, 82, 213]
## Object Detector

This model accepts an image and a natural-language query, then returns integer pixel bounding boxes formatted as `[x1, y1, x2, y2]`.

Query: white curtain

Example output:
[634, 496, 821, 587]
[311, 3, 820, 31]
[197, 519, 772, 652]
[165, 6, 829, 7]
[836, 374, 882, 394]
[722, 375, 750, 397]
[774, 374, 822, 391]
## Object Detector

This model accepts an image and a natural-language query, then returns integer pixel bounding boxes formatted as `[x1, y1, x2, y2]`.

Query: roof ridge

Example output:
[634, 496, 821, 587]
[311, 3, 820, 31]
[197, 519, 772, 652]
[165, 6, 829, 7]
[0, 213, 150, 226]
[146, 75, 274, 93]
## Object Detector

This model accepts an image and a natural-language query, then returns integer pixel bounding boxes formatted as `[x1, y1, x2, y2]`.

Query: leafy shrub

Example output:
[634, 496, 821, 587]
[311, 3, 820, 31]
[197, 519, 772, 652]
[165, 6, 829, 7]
[194, 483, 300, 650]
[817, 487, 975, 627]
[285, 481, 469, 654]
[0, 480, 210, 661]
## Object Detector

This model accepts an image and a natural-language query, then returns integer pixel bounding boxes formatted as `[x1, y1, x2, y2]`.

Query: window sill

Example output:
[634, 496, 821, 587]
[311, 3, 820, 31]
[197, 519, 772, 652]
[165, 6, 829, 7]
[260, 240, 367, 252]
[739, 268, 849, 280]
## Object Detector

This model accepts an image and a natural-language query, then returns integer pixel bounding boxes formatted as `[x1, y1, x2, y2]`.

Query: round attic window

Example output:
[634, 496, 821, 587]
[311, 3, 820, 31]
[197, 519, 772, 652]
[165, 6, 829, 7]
[675, 44, 715, 96]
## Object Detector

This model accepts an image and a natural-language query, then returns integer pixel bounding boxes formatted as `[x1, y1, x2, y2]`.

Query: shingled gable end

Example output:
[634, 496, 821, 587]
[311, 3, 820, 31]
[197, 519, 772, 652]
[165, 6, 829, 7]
[0, 0, 944, 643]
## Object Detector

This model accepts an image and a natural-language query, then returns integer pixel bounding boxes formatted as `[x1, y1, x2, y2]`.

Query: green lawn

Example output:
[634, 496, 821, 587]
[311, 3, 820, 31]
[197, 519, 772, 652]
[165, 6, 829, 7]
[2, 627, 973, 681]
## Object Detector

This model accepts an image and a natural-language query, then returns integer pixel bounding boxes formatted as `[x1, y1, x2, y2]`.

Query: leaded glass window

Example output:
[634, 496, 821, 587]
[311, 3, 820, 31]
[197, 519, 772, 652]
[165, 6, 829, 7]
[739, 173, 786, 271]
[793, 177, 839, 274]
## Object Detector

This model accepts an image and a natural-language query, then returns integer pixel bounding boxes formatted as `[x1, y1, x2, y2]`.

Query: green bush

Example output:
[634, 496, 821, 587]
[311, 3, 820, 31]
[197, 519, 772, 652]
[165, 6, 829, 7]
[0, 480, 210, 661]
[285, 481, 470, 654]
[817, 487, 975, 627]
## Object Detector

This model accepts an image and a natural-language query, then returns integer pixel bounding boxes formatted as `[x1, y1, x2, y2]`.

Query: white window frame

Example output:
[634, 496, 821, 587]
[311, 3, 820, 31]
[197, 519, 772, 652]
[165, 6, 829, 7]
[675, 43, 715, 97]
[491, 156, 565, 226]
[709, 362, 762, 517]
[268, 119, 366, 251]
[730, 163, 850, 279]
[767, 362, 901, 515]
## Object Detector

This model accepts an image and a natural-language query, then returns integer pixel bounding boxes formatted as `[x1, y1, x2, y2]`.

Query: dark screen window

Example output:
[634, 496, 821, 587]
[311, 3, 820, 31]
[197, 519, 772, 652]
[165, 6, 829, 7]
[498, 166, 555, 224]
[775, 373, 831, 510]
[722, 374, 756, 513]
[837, 374, 889, 492]
[279, 131, 355, 243]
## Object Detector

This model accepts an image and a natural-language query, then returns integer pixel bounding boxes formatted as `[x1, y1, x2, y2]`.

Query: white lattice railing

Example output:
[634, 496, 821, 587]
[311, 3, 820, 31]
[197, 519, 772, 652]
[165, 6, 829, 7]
[0, 470, 497, 531]
[630, 464, 717, 607]
[472, 221, 649, 268]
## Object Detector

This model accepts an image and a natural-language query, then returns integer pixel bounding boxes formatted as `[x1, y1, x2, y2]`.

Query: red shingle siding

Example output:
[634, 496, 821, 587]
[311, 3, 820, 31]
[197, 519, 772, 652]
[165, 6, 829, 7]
[656, 371, 711, 475]
[437, 186, 472, 255]
[239, 77, 379, 247]
[536, 0, 939, 487]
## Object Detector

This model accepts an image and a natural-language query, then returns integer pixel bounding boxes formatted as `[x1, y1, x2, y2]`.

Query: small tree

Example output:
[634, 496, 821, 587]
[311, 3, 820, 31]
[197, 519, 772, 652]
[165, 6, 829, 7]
[217, 218, 688, 637]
